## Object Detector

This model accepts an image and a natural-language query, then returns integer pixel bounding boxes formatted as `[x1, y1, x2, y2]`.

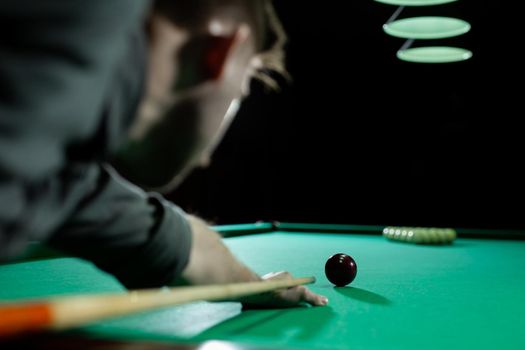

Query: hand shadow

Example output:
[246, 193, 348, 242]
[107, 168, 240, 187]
[333, 286, 392, 306]
[197, 304, 337, 341]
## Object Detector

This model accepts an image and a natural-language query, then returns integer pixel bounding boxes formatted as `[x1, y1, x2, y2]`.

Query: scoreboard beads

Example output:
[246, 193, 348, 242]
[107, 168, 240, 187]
[382, 226, 456, 244]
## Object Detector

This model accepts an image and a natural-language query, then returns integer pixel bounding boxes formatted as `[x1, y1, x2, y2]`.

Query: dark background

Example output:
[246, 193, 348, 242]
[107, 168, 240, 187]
[168, 1, 523, 229]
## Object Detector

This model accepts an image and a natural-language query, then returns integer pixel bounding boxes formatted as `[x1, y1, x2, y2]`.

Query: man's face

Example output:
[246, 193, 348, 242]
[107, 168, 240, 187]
[124, 12, 257, 191]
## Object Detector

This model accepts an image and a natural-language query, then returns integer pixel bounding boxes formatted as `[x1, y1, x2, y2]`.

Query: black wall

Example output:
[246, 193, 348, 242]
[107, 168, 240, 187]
[168, 1, 524, 229]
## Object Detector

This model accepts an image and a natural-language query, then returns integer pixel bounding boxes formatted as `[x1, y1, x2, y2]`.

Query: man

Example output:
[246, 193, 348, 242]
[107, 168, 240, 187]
[0, 0, 327, 307]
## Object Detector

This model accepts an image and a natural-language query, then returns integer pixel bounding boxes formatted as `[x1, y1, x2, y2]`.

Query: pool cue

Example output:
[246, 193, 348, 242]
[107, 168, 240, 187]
[0, 276, 315, 338]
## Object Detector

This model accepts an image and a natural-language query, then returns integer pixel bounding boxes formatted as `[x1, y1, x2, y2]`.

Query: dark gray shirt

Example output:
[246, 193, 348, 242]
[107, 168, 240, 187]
[0, 0, 192, 288]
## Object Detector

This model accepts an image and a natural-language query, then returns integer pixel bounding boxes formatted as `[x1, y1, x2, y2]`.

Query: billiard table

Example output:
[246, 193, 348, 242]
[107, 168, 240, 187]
[1, 222, 525, 349]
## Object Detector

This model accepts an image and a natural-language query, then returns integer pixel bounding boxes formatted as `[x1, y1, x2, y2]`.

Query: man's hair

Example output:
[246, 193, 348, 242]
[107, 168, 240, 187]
[154, 0, 289, 90]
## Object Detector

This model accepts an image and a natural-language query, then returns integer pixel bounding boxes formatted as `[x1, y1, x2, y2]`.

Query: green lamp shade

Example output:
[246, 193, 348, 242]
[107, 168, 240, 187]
[375, 0, 457, 6]
[397, 46, 473, 63]
[384, 16, 471, 39]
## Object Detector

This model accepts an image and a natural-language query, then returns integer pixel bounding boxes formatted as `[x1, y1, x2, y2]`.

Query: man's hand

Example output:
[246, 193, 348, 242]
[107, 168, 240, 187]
[240, 271, 329, 308]
[178, 215, 328, 308]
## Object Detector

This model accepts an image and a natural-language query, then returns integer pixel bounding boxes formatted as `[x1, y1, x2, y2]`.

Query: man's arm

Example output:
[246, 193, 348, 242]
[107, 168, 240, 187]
[48, 165, 193, 289]
[48, 166, 326, 306]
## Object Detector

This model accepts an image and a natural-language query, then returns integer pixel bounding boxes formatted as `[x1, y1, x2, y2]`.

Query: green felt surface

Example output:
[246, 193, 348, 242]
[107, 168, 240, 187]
[1, 227, 525, 349]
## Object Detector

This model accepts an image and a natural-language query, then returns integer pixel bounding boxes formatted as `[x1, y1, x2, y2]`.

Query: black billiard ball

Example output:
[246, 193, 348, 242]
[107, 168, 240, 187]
[325, 253, 357, 287]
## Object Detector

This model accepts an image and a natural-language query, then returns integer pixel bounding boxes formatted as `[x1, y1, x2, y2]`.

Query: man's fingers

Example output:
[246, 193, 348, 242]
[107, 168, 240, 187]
[300, 287, 329, 306]
[277, 285, 329, 306]
[253, 271, 328, 307]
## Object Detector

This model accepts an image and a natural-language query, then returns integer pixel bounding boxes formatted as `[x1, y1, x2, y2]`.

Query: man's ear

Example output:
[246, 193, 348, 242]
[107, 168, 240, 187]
[175, 26, 249, 89]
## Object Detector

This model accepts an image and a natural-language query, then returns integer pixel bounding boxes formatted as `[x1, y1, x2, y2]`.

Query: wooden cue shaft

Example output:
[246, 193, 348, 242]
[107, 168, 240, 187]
[0, 276, 315, 337]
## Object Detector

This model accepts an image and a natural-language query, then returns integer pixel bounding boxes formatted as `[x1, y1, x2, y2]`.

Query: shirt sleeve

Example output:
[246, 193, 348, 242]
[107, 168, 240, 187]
[0, 0, 151, 182]
[48, 165, 193, 289]
[0, 0, 151, 253]
[0, 1, 193, 287]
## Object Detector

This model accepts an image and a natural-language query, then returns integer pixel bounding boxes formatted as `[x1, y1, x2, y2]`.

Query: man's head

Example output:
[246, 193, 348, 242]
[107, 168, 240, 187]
[113, 0, 287, 191]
